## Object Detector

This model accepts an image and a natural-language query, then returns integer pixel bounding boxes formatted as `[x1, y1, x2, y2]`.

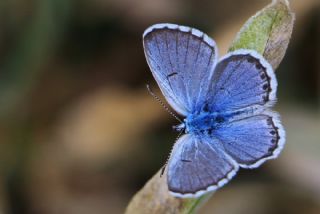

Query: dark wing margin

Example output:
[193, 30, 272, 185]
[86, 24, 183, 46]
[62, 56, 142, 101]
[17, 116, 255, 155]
[167, 134, 239, 198]
[143, 23, 218, 115]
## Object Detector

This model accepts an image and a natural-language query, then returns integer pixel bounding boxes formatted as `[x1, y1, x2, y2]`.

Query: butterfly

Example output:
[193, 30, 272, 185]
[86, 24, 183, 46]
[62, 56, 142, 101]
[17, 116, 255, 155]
[143, 23, 285, 198]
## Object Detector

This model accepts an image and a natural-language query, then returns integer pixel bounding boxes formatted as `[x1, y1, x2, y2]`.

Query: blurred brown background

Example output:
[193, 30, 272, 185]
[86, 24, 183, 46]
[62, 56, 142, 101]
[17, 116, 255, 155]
[0, 0, 319, 213]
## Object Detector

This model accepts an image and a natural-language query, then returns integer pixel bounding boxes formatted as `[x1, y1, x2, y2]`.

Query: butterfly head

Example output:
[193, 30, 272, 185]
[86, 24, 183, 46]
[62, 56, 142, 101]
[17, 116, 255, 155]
[172, 123, 186, 132]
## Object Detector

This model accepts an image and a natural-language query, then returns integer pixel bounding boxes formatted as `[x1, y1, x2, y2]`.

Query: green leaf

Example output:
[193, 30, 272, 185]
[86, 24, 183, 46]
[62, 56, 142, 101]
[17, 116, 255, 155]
[229, 0, 295, 69]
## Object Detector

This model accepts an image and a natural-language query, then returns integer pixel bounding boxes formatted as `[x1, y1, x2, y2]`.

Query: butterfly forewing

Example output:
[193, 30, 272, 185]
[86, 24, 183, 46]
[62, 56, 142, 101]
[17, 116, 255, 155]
[143, 23, 218, 115]
[167, 134, 238, 198]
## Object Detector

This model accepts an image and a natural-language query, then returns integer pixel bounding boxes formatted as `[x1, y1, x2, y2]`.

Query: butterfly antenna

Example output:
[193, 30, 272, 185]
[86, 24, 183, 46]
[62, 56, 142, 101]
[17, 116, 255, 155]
[160, 128, 185, 177]
[146, 84, 182, 123]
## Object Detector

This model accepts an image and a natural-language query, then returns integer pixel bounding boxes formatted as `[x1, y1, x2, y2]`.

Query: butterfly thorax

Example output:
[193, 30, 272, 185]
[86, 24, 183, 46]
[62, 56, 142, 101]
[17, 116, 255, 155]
[175, 106, 262, 135]
[184, 111, 228, 135]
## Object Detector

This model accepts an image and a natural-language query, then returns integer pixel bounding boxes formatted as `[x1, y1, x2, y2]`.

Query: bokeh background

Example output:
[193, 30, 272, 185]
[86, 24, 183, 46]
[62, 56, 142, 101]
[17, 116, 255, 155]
[0, 0, 319, 213]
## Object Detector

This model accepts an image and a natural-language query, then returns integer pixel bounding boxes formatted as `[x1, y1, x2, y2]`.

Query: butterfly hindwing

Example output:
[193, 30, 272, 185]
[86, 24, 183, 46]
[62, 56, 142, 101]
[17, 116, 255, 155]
[214, 111, 285, 168]
[167, 134, 239, 198]
[206, 49, 277, 112]
[143, 23, 218, 115]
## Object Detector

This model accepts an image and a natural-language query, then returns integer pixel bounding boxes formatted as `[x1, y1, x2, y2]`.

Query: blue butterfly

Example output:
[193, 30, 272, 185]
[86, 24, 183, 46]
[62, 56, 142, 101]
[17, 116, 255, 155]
[143, 23, 285, 198]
